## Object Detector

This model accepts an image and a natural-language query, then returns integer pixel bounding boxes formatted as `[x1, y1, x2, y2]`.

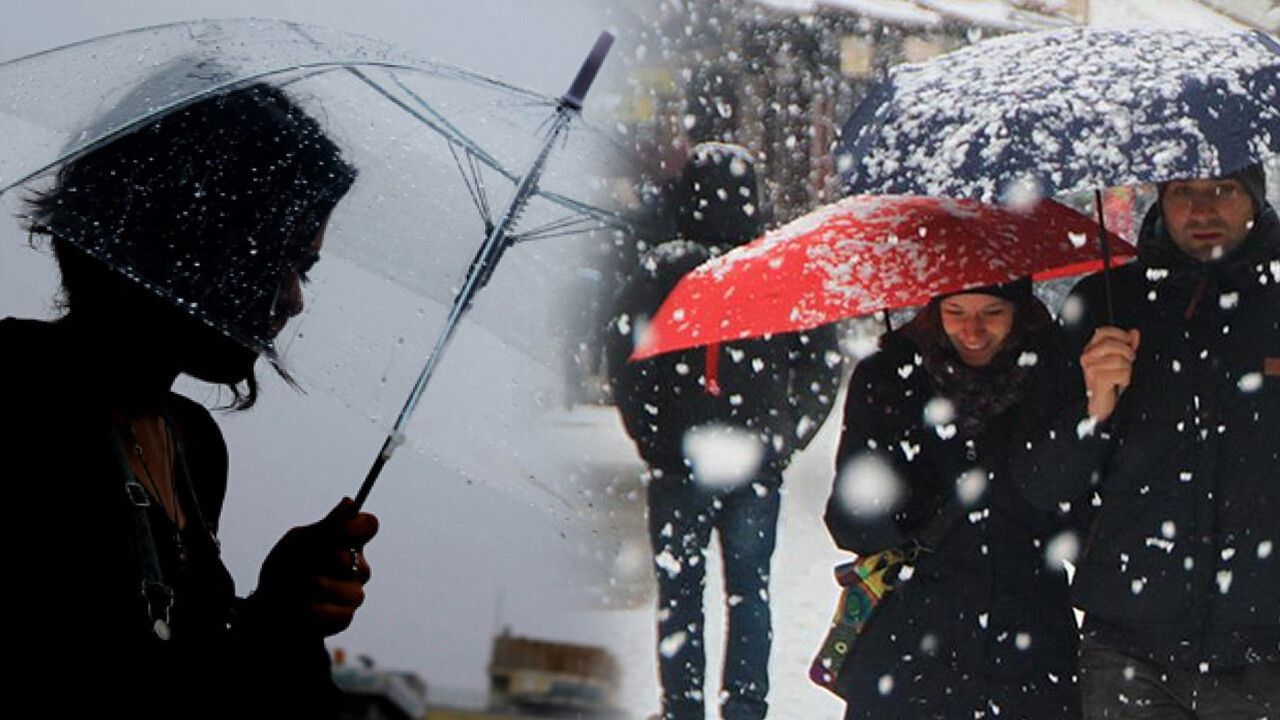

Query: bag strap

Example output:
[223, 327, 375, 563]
[163, 408, 219, 552]
[108, 427, 175, 642]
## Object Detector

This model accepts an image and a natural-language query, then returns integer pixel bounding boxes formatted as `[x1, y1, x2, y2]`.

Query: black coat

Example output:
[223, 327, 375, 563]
[1013, 203, 1280, 670]
[826, 315, 1082, 719]
[606, 240, 843, 472]
[0, 317, 339, 718]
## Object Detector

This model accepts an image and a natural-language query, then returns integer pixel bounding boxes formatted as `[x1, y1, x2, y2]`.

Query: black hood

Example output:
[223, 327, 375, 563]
[672, 143, 765, 250]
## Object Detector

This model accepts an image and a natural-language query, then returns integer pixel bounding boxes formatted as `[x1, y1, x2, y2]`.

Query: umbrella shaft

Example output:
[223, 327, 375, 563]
[1095, 189, 1116, 324]
[393, 109, 572, 433]
[354, 108, 576, 508]
[353, 433, 400, 510]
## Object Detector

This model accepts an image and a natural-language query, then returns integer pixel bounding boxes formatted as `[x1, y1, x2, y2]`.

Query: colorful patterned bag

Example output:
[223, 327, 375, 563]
[808, 546, 912, 694]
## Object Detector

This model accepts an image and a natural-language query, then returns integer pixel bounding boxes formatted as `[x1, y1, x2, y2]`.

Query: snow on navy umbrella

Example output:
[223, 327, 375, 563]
[631, 195, 1133, 360]
[0, 19, 624, 509]
[837, 28, 1280, 202]
[836, 27, 1279, 320]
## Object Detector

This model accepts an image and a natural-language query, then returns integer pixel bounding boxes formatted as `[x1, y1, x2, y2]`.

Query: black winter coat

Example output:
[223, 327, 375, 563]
[1013, 203, 1280, 670]
[0, 317, 339, 718]
[606, 240, 843, 472]
[826, 315, 1082, 720]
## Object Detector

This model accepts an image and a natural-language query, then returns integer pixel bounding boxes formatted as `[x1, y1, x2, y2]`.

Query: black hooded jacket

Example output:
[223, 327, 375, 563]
[606, 241, 842, 472]
[1013, 202, 1280, 670]
[0, 317, 339, 718]
[824, 305, 1082, 719]
[606, 143, 841, 473]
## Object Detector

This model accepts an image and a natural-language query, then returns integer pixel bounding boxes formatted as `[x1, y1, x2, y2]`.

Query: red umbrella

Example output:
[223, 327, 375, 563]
[632, 195, 1135, 360]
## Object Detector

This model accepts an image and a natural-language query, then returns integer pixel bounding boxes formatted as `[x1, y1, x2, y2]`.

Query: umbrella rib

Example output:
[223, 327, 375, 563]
[0, 60, 507, 197]
[445, 139, 492, 229]
[512, 215, 598, 242]
[343, 67, 511, 175]
[471, 151, 493, 223]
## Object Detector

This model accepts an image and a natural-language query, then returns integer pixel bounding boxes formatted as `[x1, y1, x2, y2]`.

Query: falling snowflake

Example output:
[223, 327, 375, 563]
[1045, 530, 1081, 570]
[659, 631, 688, 658]
[835, 452, 905, 519]
[655, 549, 682, 578]
[924, 397, 956, 427]
[956, 468, 988, 506]
[1238, 373, 1263, 393]
[1217, 570, 1234, 594]
[683, 425, 764, 490]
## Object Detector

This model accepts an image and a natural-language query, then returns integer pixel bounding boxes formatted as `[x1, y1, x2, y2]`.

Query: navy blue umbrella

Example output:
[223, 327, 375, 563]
[837, 28, 1280, 203]
[836, 27, 1280, 319]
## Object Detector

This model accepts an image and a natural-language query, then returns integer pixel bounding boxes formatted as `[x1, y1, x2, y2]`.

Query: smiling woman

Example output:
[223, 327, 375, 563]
[1, 80, 376, 719]
[939, 293, 1016, 368]
[824, 277, 1087, 719]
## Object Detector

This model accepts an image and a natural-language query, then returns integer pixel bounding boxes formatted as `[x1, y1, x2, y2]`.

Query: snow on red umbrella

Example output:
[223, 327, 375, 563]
[631, 194, 1134, 360]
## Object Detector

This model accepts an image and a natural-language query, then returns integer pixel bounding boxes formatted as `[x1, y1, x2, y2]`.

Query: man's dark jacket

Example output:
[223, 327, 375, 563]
[1014, 202, 1280, 670]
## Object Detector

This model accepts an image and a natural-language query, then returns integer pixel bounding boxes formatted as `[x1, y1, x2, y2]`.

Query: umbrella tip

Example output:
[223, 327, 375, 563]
[561, 31, 615, 110]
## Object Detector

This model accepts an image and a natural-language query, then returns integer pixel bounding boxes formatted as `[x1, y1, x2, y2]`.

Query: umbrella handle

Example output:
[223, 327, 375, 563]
[562, 31, 614, 110]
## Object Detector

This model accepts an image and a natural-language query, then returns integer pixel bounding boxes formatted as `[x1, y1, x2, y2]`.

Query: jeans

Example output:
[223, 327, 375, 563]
[1080, 638, 1280, 719]
[647, 464, 782, 720]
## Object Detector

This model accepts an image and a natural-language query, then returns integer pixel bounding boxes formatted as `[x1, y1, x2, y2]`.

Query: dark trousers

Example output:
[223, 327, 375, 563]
[646, 465, 781, 720]
[1080, 638, 1280, 719]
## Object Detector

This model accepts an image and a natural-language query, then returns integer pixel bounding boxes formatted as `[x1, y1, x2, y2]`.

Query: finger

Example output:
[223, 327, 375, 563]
[335, 512, 380, 546]
[1083, 354, 1136, 374]
[315, 576, 367, 608]
[1084, 332, 1139, 356]
[307, 603, 358, 636]
[320, 496, 357, 525]
[1085, 370, 1134, 393]
[1088, 366, 1133, 390]
[1129, 328, 1141, 350]
[346, 550, 372, 584]
[1085, 351, 1136, 371]
[1090, 326, 1135, 345]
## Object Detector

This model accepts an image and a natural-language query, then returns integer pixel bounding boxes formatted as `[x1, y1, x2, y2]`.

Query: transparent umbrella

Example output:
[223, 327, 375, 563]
[0, 18, 631, 511]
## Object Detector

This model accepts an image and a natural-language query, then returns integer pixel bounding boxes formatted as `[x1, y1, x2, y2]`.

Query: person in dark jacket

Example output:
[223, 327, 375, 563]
[1013, 163, 1280, 718]
[608, 143, 843, 720]
[826, 280, 1083, 720]
[2, 81, 375, 719]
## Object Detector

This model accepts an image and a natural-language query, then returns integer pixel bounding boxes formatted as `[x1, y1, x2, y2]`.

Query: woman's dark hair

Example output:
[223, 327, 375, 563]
[24, 82, 357, 408]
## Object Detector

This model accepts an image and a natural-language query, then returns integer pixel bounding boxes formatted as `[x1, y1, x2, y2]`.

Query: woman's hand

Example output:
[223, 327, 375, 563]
[255, 497, 379, 637]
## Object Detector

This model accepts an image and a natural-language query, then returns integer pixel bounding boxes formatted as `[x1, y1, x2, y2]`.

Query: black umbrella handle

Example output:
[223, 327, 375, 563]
[561, 31, 614, 110]
[1095, 189, 1116, 325]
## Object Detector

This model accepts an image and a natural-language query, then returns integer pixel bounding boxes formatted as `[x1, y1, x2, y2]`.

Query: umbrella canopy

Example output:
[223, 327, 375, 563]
[632, 195, 1134, 360]
[0, 18, 628, 361]
[836, 28, 1280, 202]
[0, 18, 628, 509]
